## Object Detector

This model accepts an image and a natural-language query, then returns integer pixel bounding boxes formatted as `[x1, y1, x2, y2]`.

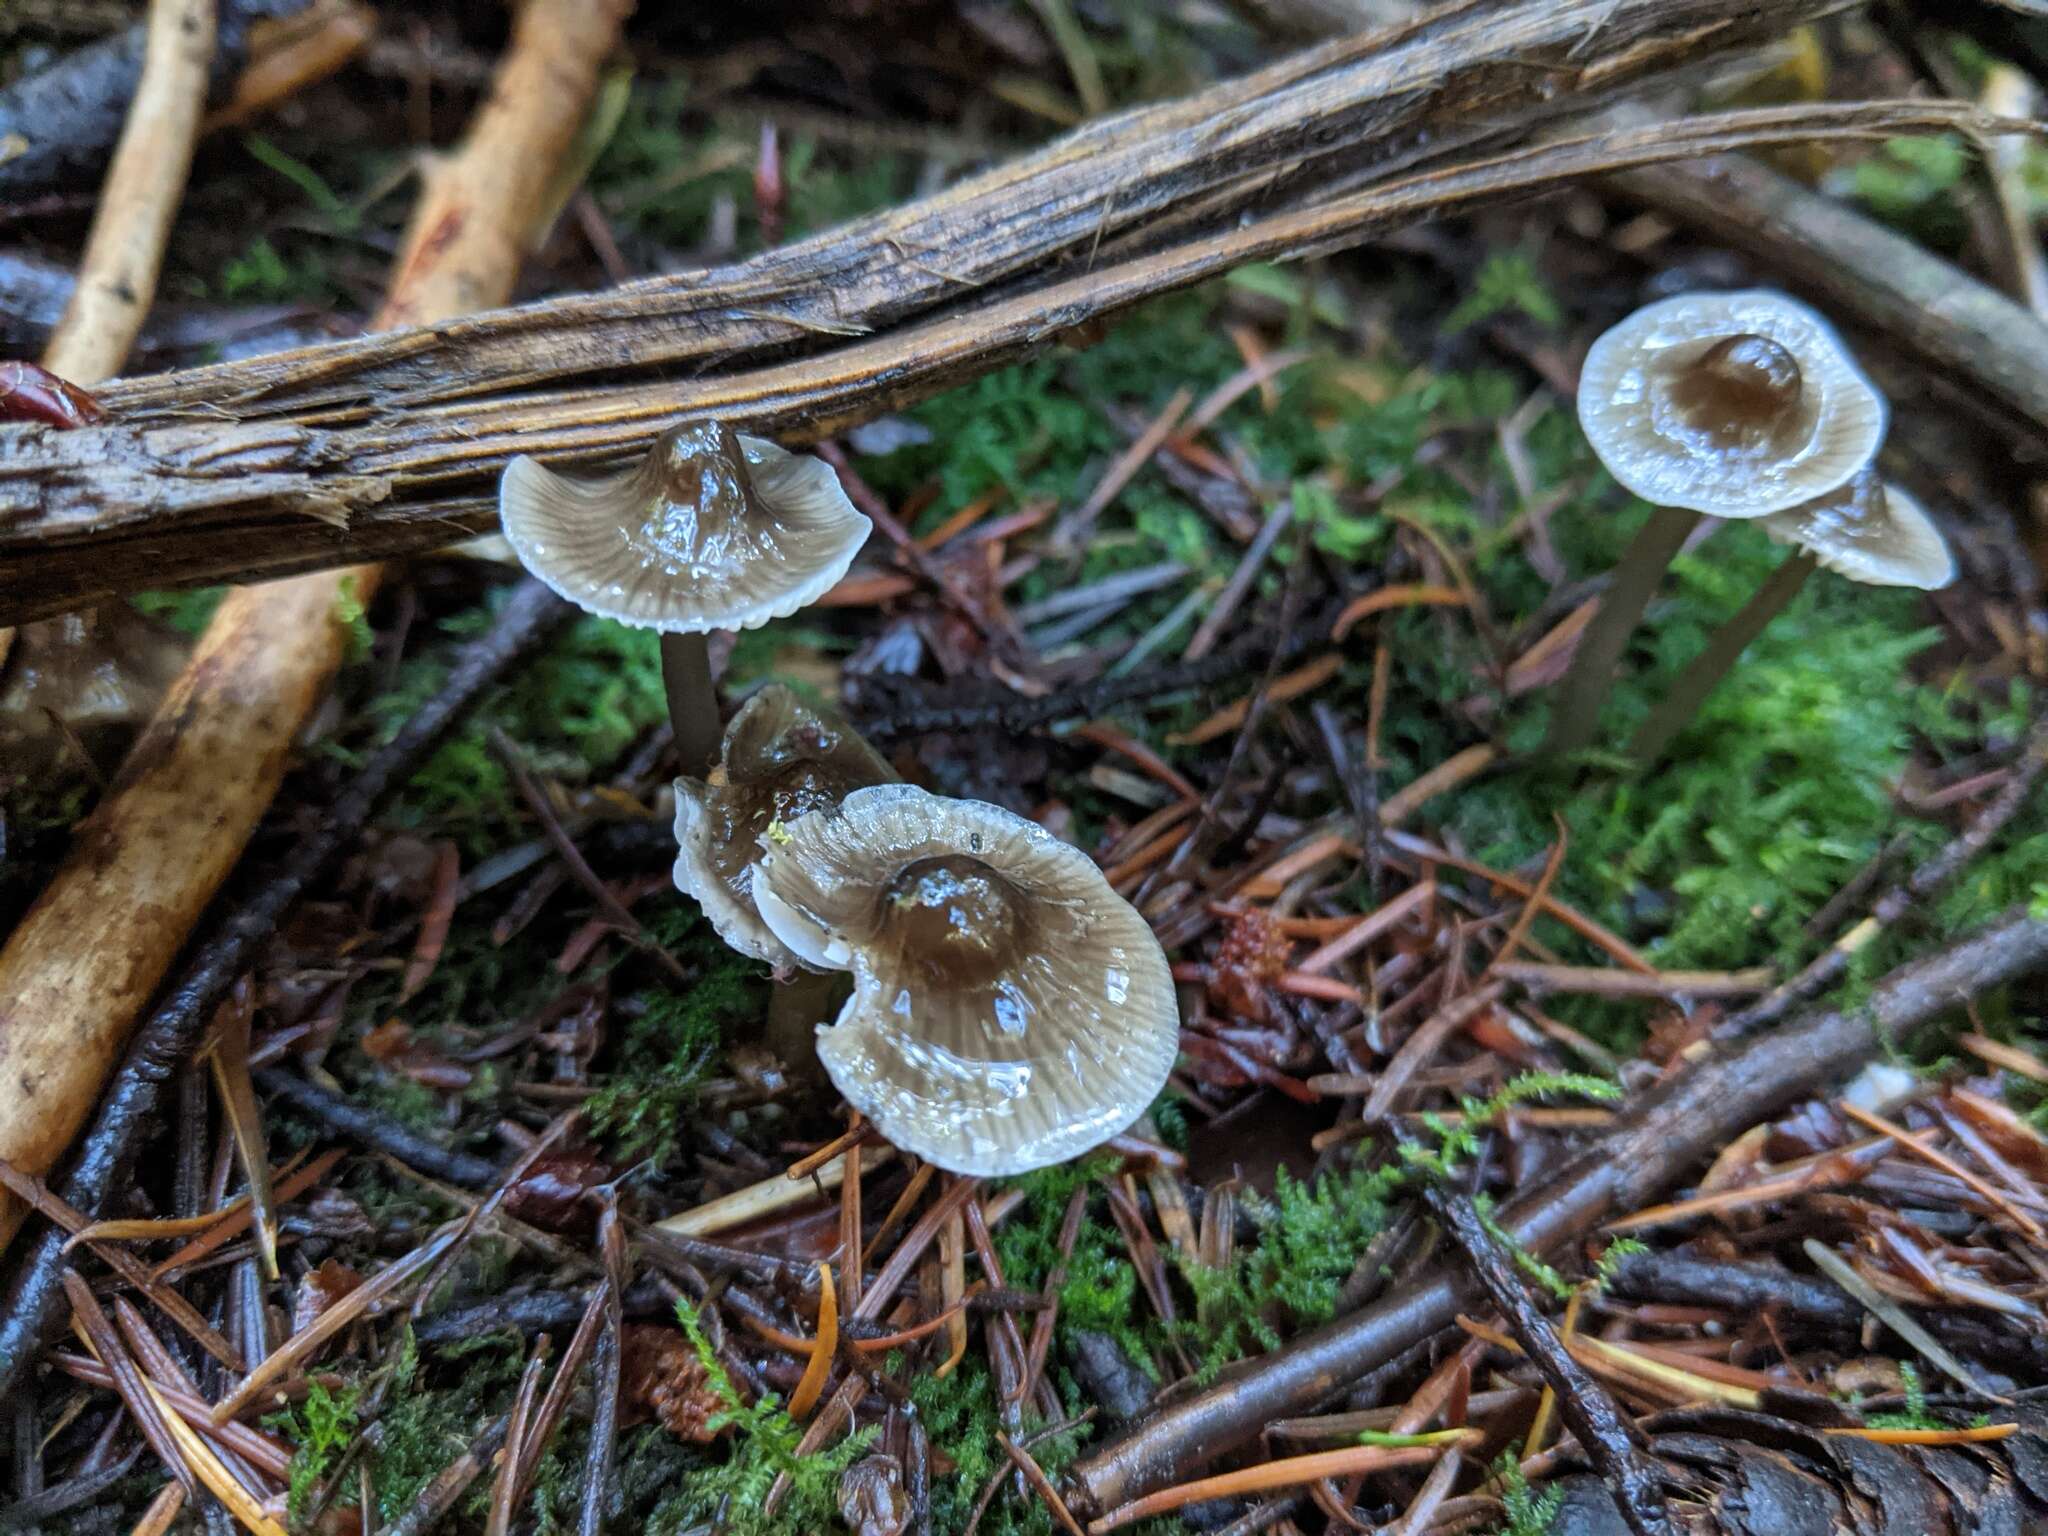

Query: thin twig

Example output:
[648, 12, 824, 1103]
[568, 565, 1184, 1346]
[1419, 1176, 1672, 1536]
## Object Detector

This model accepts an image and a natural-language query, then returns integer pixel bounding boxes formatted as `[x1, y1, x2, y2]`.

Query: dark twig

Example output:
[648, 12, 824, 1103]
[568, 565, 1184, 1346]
[0, 1442, 142, 1527]
[1716, 713, 2048, 1038]
[1418, 1176, 1672, 1536]
[858, 600, 1333, 742]
[254, 1069, 497, 1188]
[1067, 906, 2048, 1515]
[578, 1191, 626, 1536]
[0, 578, 571, 1401]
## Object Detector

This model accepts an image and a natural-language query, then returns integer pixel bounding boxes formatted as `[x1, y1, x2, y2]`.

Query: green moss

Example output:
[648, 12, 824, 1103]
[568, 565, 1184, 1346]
[1445, 250, 1562, 333]
[130, 586, 225, 636]
[269, 1377, 361, 1524]
[587, 913, 765, 1166]
[1488, 1450, 1565, 1536]
[350, 599, 670, 853]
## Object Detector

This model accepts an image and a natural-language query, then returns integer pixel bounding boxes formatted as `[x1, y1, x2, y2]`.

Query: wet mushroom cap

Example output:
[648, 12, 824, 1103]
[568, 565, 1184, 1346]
[498, 421, 871, 632]
[1760, 469, 1955, 590]
[672, 685, 897, 966]
[748, 784, 1179, 1177]
[1577, 290, 1886, 518]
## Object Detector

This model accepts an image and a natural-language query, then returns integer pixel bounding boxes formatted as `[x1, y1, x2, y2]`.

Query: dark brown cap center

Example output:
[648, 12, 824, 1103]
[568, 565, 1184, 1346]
[1661, 333, 1805, 452]
[876, 855, 1028, 986]
[649, 420, 758, 522]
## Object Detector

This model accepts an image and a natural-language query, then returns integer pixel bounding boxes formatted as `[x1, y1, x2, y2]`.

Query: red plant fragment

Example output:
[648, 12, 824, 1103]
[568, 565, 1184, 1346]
[1209, 908, 1292, 1023]
[620, 1323, 725, 1442]
[292, 1260, 364, 1337]
[0, 360, 107, 428]
[503, 1144, 613, 1233]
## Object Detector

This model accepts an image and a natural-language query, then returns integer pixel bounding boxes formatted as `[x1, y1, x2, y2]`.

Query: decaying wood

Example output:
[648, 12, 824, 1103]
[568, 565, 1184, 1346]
[1066, 907, 2048, 1517]
[5, 108, 2025, 625]
[0, 0, 1900, 624]
[0, 0, 631, 1251]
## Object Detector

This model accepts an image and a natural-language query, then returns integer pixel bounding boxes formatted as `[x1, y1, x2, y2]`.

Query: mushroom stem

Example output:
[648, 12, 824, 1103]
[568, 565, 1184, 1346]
[660, 630, 721, 777]
[1541, 505, 1701, 760]
[1627, 547, 1818, 769]
[765, 969, 840, 1083]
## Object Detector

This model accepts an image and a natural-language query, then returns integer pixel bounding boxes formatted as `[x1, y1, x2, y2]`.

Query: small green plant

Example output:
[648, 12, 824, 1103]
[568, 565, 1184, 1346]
[271, 1377, 362, 1523]
[1490, 1449, 1564, 1536]
[586, 911, 764, 1166]
[1592, 1236, 1651, 1291]
[1865, 1362, 1943, 1432]
[1445, 250, 1563, 333]
[657, 1303, 873, 1535]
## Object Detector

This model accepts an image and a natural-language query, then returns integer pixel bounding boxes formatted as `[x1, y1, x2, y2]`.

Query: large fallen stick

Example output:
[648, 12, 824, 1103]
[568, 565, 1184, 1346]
[0, 0, 1874, 624]
[8, 100, 2030, 625]
[1066, 906, 2048, 1517]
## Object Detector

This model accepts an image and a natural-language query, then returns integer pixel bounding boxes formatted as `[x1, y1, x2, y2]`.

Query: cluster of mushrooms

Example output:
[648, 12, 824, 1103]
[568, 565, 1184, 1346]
[492, 287, 1951, 1176]
[1553, 288, 1954, 763]
[498, 422, 1179, 1177]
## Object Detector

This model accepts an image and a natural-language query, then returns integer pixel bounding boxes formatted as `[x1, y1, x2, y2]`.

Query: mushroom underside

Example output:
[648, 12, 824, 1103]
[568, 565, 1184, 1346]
[499, 434, 870, 632]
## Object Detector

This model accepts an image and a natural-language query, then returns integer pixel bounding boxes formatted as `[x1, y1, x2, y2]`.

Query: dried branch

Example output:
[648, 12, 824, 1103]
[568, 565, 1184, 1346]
[40, 0, 215, 384]
[1066, 906, 2048, 1515]
[1419, 1178, 1672, 1536]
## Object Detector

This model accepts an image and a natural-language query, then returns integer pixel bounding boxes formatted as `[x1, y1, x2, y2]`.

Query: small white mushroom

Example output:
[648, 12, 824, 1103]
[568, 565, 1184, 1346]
[495, 419, 871, 774]
[1577, 289, 1886, 519]
[498, 421, 870, 633]
[672, 684, 896, 968]
[1628, 468, 1955, 765]
[748, 784, 1179, 1176]
[1759, 472, 1954, 591]
[1551, 289, 1889, 760]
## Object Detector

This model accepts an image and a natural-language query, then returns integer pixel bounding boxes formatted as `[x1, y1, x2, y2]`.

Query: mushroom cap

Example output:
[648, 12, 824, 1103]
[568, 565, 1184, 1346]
[1577, 290, 1886, 518]
[1760, 471, 1955, 590]
[749, 784, 1179, 1177]
[498, 422, 871, 632]
[672, 685, 897, 967]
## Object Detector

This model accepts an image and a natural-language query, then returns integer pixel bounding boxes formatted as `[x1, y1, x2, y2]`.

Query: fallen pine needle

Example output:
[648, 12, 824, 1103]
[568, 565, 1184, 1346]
[1825, 1423, 2017, 1445]
[1379, 744, 1496, 828]
[1957, 1032, 2048, 1083]
[1837, 1099, 2047, 1244]
[788, 1261, 838, 1421]
[145, 1148, 346, 1279]
[1331, 583, 1465, 639]
[1087, 1439, 1471, 1532]
[1169, 654, 1343, 746]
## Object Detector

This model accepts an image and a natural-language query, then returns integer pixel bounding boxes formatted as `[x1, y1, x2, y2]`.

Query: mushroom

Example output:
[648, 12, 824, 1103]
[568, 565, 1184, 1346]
[747, 784, 1178, 1176]
[1626, 468, 1953, 765]
[1547, 290, 1886, 758]
[0, 607, 187, 785]
[672, 683, 897, 969]
[498, 420, 870, 773]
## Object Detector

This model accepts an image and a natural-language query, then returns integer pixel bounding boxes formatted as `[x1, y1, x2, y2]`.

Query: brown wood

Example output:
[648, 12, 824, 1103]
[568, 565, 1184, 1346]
[0, 0, 1893, 625]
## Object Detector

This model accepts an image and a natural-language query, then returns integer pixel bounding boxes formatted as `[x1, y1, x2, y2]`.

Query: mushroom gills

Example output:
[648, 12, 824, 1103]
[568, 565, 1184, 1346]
[496, 422, 872, 634]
